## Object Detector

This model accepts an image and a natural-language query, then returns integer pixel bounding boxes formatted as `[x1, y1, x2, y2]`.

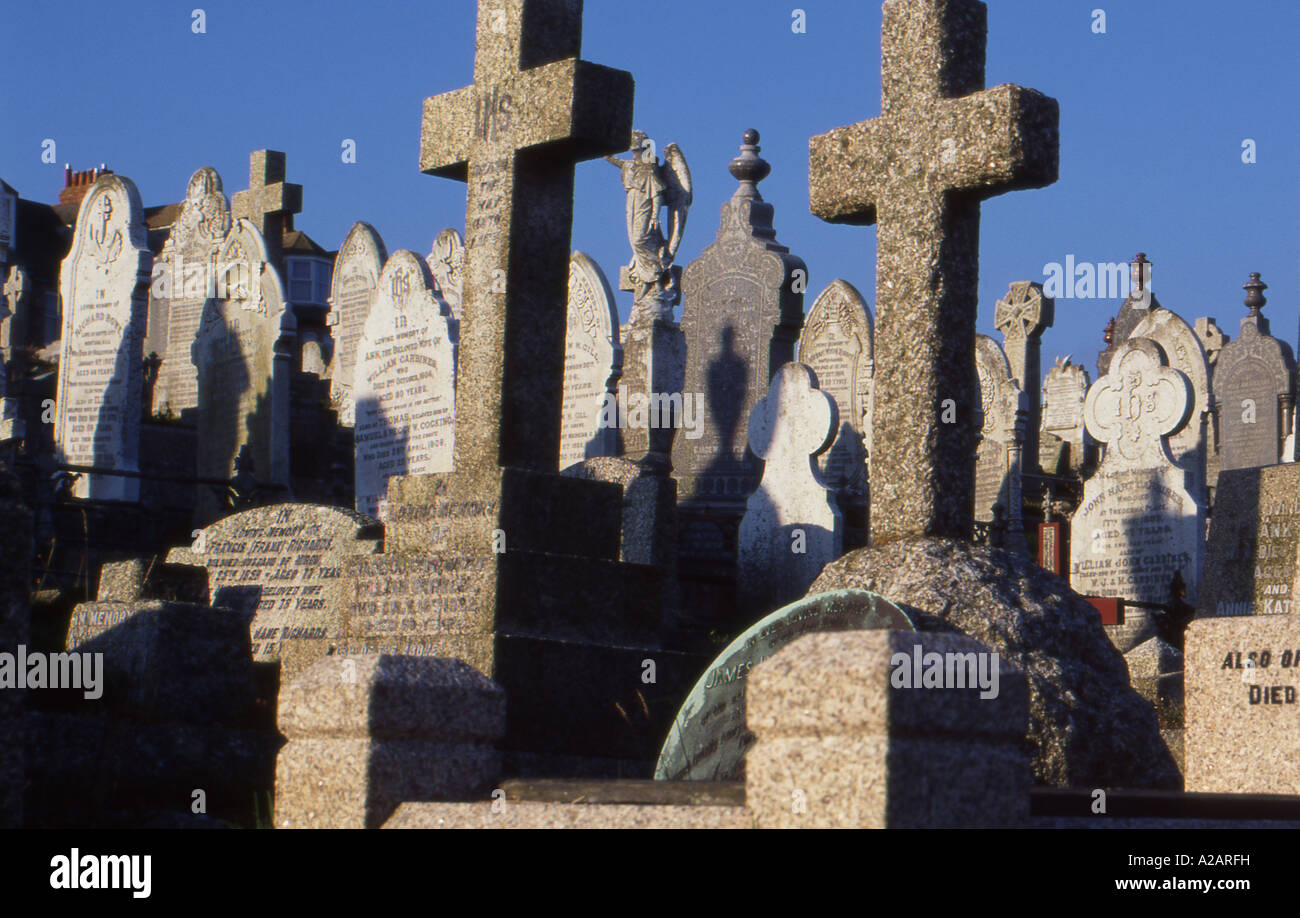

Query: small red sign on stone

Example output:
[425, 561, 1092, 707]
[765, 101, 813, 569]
[1038, 521, 1066, 575]
[1084, 597, 1124, 626]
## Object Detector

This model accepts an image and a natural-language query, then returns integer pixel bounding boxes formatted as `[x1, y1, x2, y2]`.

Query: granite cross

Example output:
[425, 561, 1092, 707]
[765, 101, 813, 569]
[232, 150, 302, 270]
[809, 0, 1059, 542]
[419, 0, 633, 483]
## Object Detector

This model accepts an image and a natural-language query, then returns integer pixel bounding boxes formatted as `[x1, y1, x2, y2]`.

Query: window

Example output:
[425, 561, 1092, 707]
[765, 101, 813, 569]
[287, 257, 331, 307]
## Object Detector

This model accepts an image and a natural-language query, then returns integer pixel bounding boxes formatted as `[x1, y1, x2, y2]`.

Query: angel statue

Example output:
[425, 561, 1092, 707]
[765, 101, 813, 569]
[606, 131, 692, 323]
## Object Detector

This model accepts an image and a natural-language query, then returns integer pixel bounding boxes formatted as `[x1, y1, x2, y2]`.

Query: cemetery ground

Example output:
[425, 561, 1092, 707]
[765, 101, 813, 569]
[0, 0, 1295, 901]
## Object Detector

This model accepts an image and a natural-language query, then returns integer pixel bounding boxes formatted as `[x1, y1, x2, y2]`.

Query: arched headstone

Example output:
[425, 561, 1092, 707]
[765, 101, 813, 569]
[328, 222, 388, 426]
[55, 174, 152, 500]
[149, 166, 230, 415]
[353, 250, 457, 518]
[797, 279, 872, 534]
[193, 218, 295, 517]
[559, 252, 621, 469]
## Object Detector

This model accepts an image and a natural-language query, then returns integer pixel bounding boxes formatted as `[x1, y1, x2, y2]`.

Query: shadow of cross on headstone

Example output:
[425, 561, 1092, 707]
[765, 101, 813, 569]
[738, 363, 842, 617]
[419, 0, 634, 486]
[809, 0, 1059, 543]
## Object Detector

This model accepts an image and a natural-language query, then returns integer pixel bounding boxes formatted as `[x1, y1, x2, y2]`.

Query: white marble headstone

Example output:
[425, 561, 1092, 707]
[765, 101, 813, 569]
[353, 250, 457, 518]
[559, 252, 621, 470]
[1070, 338, 1204, 603]
[55, 174, 152, 500]
[327, 222, 387, 426]
[737, 362, 842, 616]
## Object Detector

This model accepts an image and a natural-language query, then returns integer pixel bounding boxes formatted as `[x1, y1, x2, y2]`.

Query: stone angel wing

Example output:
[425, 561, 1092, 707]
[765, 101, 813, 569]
[662, 143, 692, 264]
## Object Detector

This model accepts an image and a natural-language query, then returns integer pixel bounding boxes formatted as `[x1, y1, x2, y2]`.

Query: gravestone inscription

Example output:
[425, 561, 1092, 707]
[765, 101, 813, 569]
[673, 131, 806, 565]
[1185, 614, 1300, 795]
[167, 503, 380, 678]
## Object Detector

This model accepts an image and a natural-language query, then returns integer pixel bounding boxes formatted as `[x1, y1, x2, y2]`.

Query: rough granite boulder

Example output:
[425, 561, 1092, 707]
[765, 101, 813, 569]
[809, 537, 1181, 789]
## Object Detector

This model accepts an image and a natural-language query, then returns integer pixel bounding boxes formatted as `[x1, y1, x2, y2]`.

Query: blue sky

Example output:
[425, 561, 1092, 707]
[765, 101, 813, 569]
[3, 0, 1297, 373]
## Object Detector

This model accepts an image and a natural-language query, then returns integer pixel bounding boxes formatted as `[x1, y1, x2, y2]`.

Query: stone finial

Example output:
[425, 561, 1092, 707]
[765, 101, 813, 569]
[1103, 317, 1116, 345]
[728, 129, 771, 199]
[1242, 272, 1267, 317]
[1130, 252, 1150, 292]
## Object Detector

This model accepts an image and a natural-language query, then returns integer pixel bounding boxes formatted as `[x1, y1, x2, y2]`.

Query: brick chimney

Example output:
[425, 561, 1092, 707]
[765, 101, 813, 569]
[59, 163, 113, 208]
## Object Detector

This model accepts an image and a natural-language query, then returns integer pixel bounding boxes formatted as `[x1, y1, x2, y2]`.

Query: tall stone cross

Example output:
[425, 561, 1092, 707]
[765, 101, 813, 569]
[232, 150, 302, 270]
[995, 280, 1053, 472]
[809, 0, 1059, 542]
[419, 0, 633, 485]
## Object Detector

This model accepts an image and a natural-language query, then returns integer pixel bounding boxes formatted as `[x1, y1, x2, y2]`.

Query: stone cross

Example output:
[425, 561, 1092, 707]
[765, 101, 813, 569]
[232, 150, 302, 271]
[995, 280, 1052, 470]
[418, 0, 633, 482]
[809, 0, 1058, 542]
[737, 362, 842, 616]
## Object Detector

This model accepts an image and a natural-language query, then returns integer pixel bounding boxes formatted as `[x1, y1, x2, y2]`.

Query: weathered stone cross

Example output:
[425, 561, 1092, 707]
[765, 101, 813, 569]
[232, 150, 302, 270]
[419, 0, 633, 483]
[809, 0, 1059, 543]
